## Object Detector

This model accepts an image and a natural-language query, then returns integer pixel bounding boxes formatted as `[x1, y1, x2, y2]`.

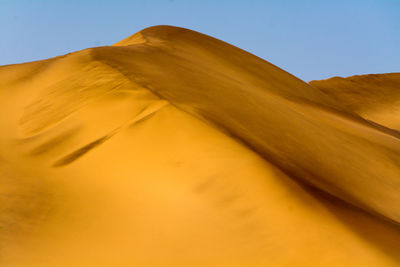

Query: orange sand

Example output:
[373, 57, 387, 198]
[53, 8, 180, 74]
[1, 26, 400, 266]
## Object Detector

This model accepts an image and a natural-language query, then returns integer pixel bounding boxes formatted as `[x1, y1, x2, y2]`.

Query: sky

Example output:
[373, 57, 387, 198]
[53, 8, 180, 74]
[0, 0, 399, 81]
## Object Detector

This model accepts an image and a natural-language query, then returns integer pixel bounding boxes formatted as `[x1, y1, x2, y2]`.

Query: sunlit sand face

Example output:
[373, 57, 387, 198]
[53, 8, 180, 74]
[1, 26, 400, 266]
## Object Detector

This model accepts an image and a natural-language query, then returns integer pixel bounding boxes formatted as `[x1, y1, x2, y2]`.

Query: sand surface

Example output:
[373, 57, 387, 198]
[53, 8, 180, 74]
[310, 73, 400, 130]
[1, 25, 400, 266]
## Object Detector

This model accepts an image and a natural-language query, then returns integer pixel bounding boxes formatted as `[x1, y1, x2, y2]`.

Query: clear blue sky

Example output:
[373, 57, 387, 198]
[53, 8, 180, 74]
[0, 0, 399, 81]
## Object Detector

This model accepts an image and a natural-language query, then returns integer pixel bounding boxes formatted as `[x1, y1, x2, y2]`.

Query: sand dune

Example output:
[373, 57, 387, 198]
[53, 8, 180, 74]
[310, 73, 400, 130]
[1, 25, 400, 266]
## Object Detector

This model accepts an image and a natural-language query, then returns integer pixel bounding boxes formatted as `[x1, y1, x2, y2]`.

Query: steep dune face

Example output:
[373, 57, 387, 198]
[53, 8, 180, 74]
[310, 73, 400, 130]
[94, 26, 400, 223]
[1, 25, 400, 266]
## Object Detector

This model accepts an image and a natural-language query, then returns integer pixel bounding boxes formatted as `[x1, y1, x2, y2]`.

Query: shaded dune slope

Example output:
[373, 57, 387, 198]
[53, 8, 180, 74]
[98, 26, 400, 223]
[1, 25, 400, 266]
[310, 73, 400, 130]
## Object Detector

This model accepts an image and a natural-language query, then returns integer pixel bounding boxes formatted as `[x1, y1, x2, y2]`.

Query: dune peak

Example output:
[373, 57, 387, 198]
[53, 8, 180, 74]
[2, 25, 400, 266]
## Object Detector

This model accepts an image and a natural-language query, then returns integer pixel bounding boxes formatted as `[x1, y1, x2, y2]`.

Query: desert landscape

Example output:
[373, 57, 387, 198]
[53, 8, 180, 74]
[1, 25, 400, 266]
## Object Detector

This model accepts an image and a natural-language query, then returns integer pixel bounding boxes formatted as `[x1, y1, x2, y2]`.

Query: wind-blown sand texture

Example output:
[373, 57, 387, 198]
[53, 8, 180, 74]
[1, 25, 400, 266]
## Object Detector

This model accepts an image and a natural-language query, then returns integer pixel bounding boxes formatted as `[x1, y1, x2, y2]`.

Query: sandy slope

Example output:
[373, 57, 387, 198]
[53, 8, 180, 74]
[1, 25, 400, 266]
[310, 73, 400, 130]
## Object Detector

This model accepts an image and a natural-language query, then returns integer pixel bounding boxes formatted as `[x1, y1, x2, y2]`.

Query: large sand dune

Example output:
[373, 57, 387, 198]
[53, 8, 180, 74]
[1, 25, 400, 266]
[310, 73, 400, 130]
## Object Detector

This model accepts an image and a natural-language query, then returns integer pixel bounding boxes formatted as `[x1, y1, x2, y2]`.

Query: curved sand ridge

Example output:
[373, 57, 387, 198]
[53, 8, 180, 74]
[310, 73, 400, 130]
[108, 26, 400, 223]
[1, 25, 400, 266]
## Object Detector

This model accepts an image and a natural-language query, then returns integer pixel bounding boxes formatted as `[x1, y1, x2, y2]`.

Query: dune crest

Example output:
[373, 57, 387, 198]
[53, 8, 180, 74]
[1, 25, 400, 266]
[310, 73, 400, 130]
[97, 25, 400, 223]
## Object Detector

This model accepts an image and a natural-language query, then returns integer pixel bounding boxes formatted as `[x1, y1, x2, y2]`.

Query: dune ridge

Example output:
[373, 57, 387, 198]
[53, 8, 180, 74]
[95, 25, 400, 223]
[310, 73, 400, 130]
[1, 25, 400, 266]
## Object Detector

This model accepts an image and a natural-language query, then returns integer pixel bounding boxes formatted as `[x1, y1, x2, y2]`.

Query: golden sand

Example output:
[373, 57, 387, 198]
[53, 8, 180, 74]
[1, 26, 400, 266]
